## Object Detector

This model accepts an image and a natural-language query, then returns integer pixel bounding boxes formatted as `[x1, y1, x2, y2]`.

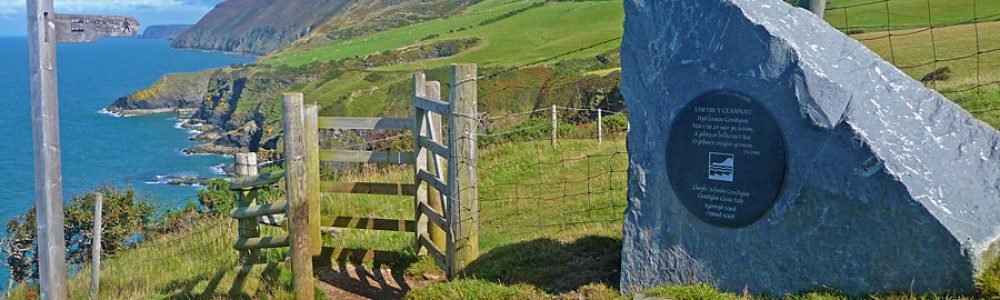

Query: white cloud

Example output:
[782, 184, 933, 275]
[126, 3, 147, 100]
[0, 1, 20, 19]
[0, 0, 214, 18]
[55, 0, 212, 13]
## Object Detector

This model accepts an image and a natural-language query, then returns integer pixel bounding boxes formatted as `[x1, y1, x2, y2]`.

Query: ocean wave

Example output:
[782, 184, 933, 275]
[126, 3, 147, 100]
[172, 119, 203, 137]
[176, 149, 207, 157]
[97, 108, 133, 118]
[144, 174, 172, 185]
[145, 173, 204, 187]
[209, 164, 228, 175]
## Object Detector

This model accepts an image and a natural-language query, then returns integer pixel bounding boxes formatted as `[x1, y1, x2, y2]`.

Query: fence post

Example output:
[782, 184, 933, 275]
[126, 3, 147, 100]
[282, 92, 315, 299]
[303, 104, 322, 256]
[597, 109, 603, 145]
[447, 64, 479, 279]
[414, 73, 429, 256]
[551, 105, 558, 148]
[425, 81, 447, 255]
[234, 152, 260, 263]
[89, 193, 102, 299]
[235, 153, 259, 176]
[800, 0, 827, 17]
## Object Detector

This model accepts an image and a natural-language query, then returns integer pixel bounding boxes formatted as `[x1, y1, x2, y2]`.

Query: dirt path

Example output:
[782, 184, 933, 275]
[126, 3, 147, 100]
[314, 265, 442, 300]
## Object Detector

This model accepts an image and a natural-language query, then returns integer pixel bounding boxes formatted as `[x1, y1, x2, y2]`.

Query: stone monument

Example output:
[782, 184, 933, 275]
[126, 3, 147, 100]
[620, 0, 1000, 296]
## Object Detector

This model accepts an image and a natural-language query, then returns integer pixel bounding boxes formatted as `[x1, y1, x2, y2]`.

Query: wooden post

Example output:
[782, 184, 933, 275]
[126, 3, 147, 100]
[425, 82, 447, 254]
[597, 109, 603, 145]
[413, 73, 429, 255]
[90, 193, 102, 299]
[304, 104, 322, 256]
[27, 0, 69, 297]
[282, 93, 314, 299]
[551, 105, 558, 148]
[800, 0, 827, 17]
[235, 153, 259, 177]
[447, 64, 479, 278]
[234, 153, 260, 263]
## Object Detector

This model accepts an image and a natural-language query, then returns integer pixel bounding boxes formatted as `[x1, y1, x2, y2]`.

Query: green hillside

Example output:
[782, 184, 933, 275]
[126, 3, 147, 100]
[265, 0, 624, 68]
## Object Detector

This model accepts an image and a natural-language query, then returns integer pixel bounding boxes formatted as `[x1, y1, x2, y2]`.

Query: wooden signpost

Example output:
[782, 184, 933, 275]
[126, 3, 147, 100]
[25, 0, 139, 298]
[54, 14, 140, 43]
[800, 0, 827, 17]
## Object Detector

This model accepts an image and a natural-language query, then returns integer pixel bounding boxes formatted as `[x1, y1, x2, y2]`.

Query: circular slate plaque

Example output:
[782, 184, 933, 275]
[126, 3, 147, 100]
[667, 90, 787, 228]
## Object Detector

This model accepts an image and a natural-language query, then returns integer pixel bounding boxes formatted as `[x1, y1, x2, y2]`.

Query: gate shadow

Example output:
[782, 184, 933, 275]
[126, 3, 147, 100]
[310, 236, 621, 298]
[312, 247, 422, 299]
[463, 235, 621, 293]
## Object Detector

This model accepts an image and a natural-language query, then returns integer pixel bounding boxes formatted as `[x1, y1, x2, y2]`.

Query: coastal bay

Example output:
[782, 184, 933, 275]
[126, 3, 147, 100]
[0, 37, 252, 289]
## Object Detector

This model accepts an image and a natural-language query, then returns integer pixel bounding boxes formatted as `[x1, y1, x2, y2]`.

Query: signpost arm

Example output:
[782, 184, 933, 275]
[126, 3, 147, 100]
[26, 0, 69, 298]
[800, 0, 827, 18]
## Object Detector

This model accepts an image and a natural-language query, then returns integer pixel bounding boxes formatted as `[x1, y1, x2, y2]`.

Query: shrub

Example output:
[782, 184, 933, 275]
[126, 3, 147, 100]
[197, 179, 237, 215]
[2, 187, 155, 283]
[602, 113, 628, 133]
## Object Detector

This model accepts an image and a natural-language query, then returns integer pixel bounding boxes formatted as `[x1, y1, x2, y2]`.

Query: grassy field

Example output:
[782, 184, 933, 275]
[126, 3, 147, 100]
[852, 20, 1000, 91]
[264, 0, 623, 68]
[824, 0, 1000, 31]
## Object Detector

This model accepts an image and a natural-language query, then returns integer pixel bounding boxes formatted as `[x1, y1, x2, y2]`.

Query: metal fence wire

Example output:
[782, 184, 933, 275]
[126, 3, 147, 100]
[826, 0, 1000, 114]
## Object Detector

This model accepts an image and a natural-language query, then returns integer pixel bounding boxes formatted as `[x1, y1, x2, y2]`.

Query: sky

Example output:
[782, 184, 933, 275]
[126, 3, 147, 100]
[0, 0, 223, 36]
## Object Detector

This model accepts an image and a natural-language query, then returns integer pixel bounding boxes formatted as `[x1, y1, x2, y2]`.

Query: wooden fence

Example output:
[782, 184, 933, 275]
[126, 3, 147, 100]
[226, 64, 480, 295]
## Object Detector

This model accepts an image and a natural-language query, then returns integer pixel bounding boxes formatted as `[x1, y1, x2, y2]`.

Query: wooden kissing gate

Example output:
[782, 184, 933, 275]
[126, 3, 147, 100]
[227, 64, 480, 297]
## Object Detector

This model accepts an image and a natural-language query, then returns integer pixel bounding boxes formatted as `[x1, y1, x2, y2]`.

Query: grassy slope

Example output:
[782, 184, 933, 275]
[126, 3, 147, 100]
[8, 216, 301, 299]
[264, 0, 624, 121]
[264, 0, 624, 68]
[379, 0, 624, 70]
[323, 135, 627, 256]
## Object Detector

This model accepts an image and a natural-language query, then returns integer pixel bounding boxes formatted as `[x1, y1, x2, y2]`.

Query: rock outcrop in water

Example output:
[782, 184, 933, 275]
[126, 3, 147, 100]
[620, 0, 1000, 296]
[107, 70, 215, 115]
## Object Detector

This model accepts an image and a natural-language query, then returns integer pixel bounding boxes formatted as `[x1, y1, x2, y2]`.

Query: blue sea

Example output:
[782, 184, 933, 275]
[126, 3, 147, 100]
[0, 37, 253, 288]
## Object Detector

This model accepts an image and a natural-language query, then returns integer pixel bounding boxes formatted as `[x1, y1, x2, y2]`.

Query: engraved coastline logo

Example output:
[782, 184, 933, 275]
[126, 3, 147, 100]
[708, 152, 734, 182]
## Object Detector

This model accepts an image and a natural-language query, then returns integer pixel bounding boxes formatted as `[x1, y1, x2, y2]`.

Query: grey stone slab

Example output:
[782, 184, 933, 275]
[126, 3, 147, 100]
[620, 0, 1000, 296]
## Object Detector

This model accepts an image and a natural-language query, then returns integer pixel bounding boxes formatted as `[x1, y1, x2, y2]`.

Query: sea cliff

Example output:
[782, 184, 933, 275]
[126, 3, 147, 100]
[140, 25, 192, 40]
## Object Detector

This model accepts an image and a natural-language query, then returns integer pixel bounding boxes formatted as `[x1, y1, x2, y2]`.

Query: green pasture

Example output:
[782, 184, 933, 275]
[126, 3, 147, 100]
[264, 0, 623, 69]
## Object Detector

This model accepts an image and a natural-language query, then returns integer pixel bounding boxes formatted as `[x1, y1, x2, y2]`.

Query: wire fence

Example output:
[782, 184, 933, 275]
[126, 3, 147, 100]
[460, 105, 630, 242]
[825, 0, 1000, 114]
